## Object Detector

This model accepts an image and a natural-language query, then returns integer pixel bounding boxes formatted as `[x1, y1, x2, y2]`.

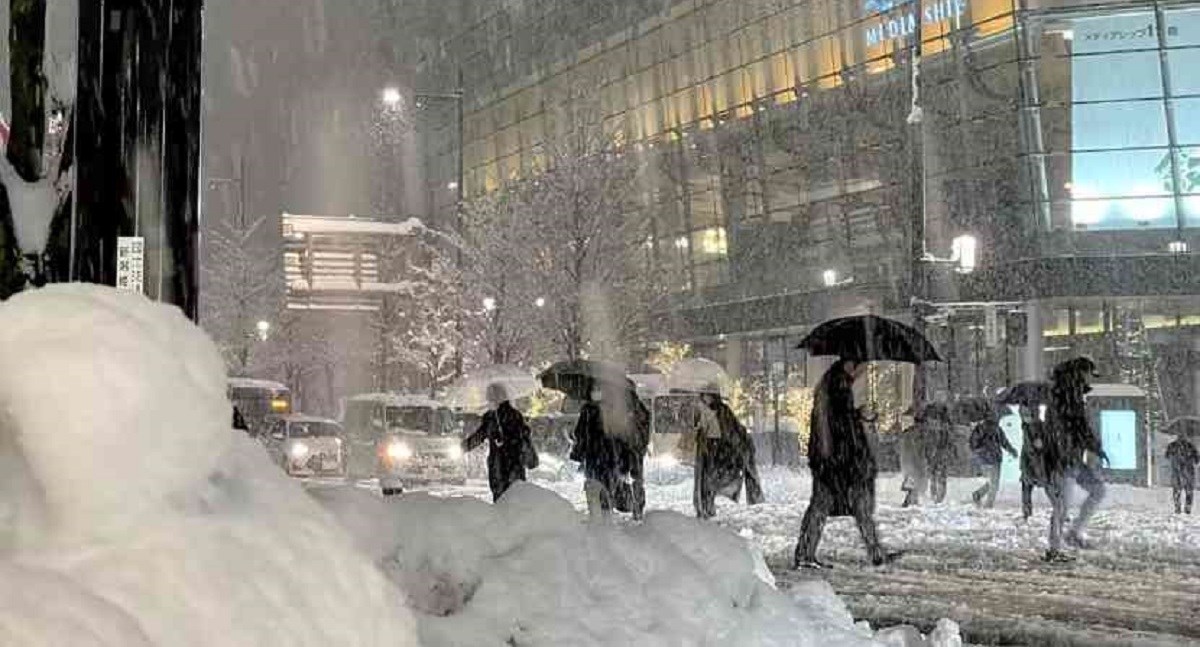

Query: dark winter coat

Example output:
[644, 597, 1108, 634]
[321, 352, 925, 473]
[570, 401, 621, 488]
[1166, 438, 1199, 488]
[464, 401, 536, 501]
[807, 360, 875, 517]
[920, 413, 956, 473]
[696, 398, 764, 505]
[969, 414, 1016, 466]
[1046, 368, 1100, 475]
[1020, 418, 1058, 487]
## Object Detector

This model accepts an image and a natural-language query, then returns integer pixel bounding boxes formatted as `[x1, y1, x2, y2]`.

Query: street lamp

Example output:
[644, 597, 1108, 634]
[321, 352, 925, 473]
[534, 297, 546, 308]
[483, 297, 497, 312]
[381, 86, 402, 107]
[256, 320, 271, 341]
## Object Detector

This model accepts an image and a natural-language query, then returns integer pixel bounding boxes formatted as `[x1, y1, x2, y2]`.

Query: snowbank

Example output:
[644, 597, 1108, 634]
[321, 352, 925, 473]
[0, 285, 416, 646]
[314, 483, 881, 647]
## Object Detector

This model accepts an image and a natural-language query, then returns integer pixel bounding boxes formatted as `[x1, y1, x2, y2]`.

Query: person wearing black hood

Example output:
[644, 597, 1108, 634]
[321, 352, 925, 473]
[794, 359, 900, 569]
[1165, 433, 1199, 514]
[1042, 357, 1107, 562]
[463, 383, 539, 502]
[570, 385, 621, 520]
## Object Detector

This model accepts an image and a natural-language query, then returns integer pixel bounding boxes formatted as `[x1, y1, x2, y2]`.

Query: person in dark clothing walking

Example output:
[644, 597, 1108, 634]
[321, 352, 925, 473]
[920, 403, 955, 504]
[571, 387, 622, 520]
[463, 383, 539, 502]
[970, 410, 1017, 508]
[693, 390, 764, 519]
[1042, 357, 1107, 562]
[609, 388, 651, 520]
[232, 406, 249, 433]
[1166, 435, 1199, 514]
[795, 359, 899, 569]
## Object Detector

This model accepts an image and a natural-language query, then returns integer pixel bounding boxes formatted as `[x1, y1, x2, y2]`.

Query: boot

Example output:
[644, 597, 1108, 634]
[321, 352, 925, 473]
[1065, 530, 1095, 550]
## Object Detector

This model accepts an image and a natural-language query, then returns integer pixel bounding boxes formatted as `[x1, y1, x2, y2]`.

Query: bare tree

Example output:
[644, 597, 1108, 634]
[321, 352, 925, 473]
[199, 215, 283, 374]
[463, 83, 671, 364]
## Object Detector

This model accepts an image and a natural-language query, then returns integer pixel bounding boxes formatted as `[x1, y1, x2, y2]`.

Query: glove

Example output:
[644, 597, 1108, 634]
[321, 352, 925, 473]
[1098, 450, 1110, 468]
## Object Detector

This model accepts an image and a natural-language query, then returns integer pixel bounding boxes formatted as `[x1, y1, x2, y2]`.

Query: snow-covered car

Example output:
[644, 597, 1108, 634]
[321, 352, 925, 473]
[341, 393, 465, 495]
[260, 414, 346, 477]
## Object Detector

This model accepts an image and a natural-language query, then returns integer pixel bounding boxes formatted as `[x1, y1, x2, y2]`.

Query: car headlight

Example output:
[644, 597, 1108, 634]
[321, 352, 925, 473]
[446, 443, 464, 461]
[290, 442, 310, 460]
[386, 441, 412, 461]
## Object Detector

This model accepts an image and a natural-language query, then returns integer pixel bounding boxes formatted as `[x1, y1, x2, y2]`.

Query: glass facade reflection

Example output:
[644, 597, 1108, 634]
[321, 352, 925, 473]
[419, 0, 1200, 429]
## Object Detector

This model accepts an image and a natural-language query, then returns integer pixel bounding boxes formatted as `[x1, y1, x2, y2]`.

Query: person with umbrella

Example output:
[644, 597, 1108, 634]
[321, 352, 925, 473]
[1165, 419, 1199, 514]
[462, 383, 539, 502]
[793, 315, 938, 568]
[691, 384, 764, 519]
[969, 405, 1017, 509]
[1042, 357, 1108, 562]
[569, 383, 621, 519]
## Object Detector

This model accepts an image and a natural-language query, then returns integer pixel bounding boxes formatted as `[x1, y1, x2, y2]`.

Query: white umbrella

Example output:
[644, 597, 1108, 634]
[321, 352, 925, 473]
[446, 365, 539, 411]
[666, 358, 730, 395]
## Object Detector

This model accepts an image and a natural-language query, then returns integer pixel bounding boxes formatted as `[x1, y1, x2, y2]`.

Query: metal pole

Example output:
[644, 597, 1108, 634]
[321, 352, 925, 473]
[238, 154, 247, 228]
[909, 31, 928, 408]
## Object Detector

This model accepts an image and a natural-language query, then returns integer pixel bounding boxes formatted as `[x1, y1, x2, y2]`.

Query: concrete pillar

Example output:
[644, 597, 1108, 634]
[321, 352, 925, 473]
[1021, 300, 1046, 381]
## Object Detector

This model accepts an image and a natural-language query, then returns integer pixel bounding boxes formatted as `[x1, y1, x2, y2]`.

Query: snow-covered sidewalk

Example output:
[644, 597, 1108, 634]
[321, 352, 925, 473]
[415, 467, 1200, 646]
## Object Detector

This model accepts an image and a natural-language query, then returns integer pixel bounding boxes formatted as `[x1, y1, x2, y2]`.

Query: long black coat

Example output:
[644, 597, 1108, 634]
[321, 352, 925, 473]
[1166, 438, 1199, 487]
[570, 401, 621, 488]
[807, 362, 875, 517]
[696, 398, 764, 504]
[1045, 371, 1100, 475]
[464, 401, 534, 501]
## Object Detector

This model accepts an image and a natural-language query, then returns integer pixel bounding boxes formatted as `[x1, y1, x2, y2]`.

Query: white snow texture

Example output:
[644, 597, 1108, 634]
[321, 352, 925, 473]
[314, 483, 884, 647]
[0, 285, 416, 646]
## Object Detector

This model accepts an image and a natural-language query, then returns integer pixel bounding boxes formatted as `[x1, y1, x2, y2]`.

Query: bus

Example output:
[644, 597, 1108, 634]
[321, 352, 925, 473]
[228, 378, 291, 435]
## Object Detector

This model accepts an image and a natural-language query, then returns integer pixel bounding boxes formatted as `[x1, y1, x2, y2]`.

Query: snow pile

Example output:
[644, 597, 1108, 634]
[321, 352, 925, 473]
[0, 285, 416, 646]
[315, 482, 881, 647]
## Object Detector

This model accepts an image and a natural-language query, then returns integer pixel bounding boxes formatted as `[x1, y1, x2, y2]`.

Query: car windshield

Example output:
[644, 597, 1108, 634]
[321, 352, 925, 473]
[288, 421, 340, 438]
[386, 407, 432, 432]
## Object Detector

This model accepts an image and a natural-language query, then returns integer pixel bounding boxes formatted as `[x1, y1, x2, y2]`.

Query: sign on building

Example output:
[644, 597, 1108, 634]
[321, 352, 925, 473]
[116, 236, 145, 293]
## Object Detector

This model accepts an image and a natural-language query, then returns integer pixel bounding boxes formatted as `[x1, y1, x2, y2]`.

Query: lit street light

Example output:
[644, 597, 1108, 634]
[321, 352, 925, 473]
[256, 320, 271, 341]
[483, 297, 497, 312]
[381, 86, 402, 107]
[535, 297, 546, 308]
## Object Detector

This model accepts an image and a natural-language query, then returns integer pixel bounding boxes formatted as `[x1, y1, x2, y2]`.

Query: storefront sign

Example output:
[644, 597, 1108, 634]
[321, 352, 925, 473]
[864, 0, 968, 47]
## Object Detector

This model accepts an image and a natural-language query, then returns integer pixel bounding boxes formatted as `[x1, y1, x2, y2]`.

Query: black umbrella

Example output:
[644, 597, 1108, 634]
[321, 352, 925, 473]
[796, 315, 941, 364]
[996, 381, 1051, 408]
[1165, 417, 1200, 438]
[538, 360, 634, 400]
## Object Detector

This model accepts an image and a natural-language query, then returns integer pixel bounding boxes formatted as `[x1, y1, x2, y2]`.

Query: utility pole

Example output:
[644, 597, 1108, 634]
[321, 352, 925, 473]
[908, 27, 929, 408]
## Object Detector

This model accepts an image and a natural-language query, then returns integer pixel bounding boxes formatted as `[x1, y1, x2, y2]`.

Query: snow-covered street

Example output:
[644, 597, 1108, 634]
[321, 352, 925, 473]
[384, 467, 1200, 646]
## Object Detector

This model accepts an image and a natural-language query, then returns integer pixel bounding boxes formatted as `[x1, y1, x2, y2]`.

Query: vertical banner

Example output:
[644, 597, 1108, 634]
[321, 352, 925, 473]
[116, 236, 145, 293]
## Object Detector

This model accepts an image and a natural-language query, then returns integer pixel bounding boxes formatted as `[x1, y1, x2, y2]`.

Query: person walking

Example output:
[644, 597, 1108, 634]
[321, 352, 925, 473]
[898, 410, 929, 508]
[570, 386, 621, 520]
[969, 409, 1017, 508]
[1042, 357, 1107, 562]
[609, 388, 651, 520]
[795, 359, 899, 569]
[1166, 434, 1199, 514]
[920, 403, 955, 504]
[693, 390, 763, 519]
[462, 383, 539, 502]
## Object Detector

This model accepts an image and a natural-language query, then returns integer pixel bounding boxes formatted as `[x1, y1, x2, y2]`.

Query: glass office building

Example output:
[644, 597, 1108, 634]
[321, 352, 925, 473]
[418, 0, 1200, 433]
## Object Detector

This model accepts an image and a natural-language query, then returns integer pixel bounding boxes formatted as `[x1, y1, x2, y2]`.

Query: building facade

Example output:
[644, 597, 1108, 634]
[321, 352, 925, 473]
[418, 0, 1200, 434]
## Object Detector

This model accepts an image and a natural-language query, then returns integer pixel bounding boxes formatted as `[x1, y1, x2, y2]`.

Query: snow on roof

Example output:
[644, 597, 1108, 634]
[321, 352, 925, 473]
[227, 377, 289, 391]
[1088, 383, 1146, 398]
[346, 392, 445, 409]
[282, 213, 425, 237]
